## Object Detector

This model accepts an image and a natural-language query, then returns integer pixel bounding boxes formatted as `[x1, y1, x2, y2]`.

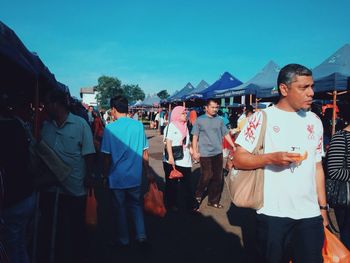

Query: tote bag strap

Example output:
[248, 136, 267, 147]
[163, 124, 169, 143]
[252, 110, 267, 155]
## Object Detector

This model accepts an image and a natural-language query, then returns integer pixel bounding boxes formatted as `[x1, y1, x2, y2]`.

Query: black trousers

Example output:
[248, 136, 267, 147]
[334, 206, 350, 250]
[163, 162, 195, 210]
[256, 214, 324, 263]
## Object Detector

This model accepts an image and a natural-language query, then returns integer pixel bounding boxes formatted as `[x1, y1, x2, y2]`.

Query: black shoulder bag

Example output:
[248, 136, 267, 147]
[164, 124, 185, 161]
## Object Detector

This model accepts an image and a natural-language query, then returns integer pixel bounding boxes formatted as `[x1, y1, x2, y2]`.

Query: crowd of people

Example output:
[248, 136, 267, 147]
[0, 63, 350, 263]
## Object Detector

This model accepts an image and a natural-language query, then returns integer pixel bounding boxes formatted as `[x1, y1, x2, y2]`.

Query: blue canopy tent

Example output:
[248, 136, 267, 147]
[0, 21, 39, 96]
[139, 94, 161, 107]
[160, 90, 176, 104]
[183, 80, 209, 100]
[213, 61, 280, 103]
[199, 72, 242, 100]
[313, 44, 350, 93]
[313, 44, 350, 134]
[0, 21, 66, 138]
[168, 82, 195, 103]
[31, 53, 59, 92]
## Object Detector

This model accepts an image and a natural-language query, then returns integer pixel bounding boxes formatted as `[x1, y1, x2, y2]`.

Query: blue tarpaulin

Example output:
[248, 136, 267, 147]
[213, 61, 280, 99]
[313, 44, 350, 93]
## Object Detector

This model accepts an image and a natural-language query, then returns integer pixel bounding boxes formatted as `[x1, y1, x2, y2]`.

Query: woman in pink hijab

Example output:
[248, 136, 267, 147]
[162, 106, 196, 212]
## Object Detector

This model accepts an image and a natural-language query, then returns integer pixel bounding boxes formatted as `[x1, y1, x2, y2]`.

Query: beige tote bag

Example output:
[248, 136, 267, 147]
[225, 110, 267, 210]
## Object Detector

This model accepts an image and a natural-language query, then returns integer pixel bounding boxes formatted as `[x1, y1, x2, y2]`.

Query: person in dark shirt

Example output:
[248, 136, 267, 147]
[0, 98, 36, 263]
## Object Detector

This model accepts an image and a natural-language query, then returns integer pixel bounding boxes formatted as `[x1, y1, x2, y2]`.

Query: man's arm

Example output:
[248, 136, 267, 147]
[224, 133, 236, 150]
[192, 134, 200, 160]
[315, 161, 329, 226]
[232, 145, 301, 170]
[165, 139, 175, 165]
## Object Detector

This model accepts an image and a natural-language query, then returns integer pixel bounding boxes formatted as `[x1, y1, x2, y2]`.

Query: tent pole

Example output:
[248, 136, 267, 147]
[330, 90, 348, 135]
[249, 94, 252, 105]
[183, 101, 185, 107]
[332, 91, 337, 136]
[255, 98, 261, 111]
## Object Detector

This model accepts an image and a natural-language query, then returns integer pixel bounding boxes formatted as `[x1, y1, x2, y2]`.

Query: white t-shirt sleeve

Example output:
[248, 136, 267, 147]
[314, 116, 324, 162]
[235, 111, 264, 153]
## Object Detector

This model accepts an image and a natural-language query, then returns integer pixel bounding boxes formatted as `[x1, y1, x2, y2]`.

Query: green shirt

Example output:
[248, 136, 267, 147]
[41, 113, 95, 196]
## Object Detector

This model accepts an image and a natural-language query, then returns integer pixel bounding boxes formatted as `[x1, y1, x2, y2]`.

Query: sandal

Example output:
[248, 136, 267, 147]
[207, 203, 224, 209]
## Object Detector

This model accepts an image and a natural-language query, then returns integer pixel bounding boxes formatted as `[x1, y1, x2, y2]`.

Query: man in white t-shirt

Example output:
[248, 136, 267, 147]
[234, 64, 328, 263]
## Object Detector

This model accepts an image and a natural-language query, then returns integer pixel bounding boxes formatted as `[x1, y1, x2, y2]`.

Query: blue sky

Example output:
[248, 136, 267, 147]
[1, 0, 350, 98]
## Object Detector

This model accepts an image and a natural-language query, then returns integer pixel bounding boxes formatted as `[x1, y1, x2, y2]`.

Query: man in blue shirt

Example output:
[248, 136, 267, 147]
[101, 96, 151, 247]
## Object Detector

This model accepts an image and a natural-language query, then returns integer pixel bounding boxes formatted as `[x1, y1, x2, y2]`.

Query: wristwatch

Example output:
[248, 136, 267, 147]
[319, 204, 329, 211]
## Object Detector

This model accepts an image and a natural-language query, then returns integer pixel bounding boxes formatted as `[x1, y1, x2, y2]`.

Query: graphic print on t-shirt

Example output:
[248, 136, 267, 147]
[244, 113, 262, 144]
[307, 124, 315, 140]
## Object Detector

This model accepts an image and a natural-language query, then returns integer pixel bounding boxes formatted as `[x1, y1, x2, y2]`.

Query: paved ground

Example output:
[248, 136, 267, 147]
[89, 128, 257, 263]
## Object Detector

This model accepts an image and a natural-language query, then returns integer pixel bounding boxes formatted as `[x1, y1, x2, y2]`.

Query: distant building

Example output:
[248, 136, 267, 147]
[80, 87, 98, 107]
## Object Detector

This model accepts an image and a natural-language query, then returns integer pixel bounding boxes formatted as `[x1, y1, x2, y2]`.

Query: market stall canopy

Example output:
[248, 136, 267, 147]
[183, 80, 209, 100]
[313, 44, 350, 93]
[140, 94, 160, 107]
[32, 52, 59, 92]
[0, 21, 62, 99]
[0, 21, 38, 96]
[213, 61, 280, 99]
[168, 82, 195, 102]
[200, 72, 242, 99]
[131, 100, 143, 107]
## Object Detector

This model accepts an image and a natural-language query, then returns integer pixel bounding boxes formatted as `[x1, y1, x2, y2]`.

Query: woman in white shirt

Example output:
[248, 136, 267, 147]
[163, 106, 196, 212]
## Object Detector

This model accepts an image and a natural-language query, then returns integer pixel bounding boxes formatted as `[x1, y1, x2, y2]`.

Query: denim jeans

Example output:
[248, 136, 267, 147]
[2, 192, 36, 263]
[111, 186, 146, 245]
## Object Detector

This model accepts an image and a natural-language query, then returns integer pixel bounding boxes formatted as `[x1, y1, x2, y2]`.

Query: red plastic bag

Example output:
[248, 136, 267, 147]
[290, 227, 350, 263]
[144, 182, 166, 217]
[85, 188, 97, 226]
[323, 227, 350, 263]
[169, 166, 183, 179]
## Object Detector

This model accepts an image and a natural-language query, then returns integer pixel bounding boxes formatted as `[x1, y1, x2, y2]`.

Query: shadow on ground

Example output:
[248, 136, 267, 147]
[88, 164, 247, 263]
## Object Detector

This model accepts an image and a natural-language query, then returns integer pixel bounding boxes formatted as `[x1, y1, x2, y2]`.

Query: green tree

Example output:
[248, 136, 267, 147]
[157, 90, 170, 100]
[95, 76, 123, 109]
[123, 84, 145, 103]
